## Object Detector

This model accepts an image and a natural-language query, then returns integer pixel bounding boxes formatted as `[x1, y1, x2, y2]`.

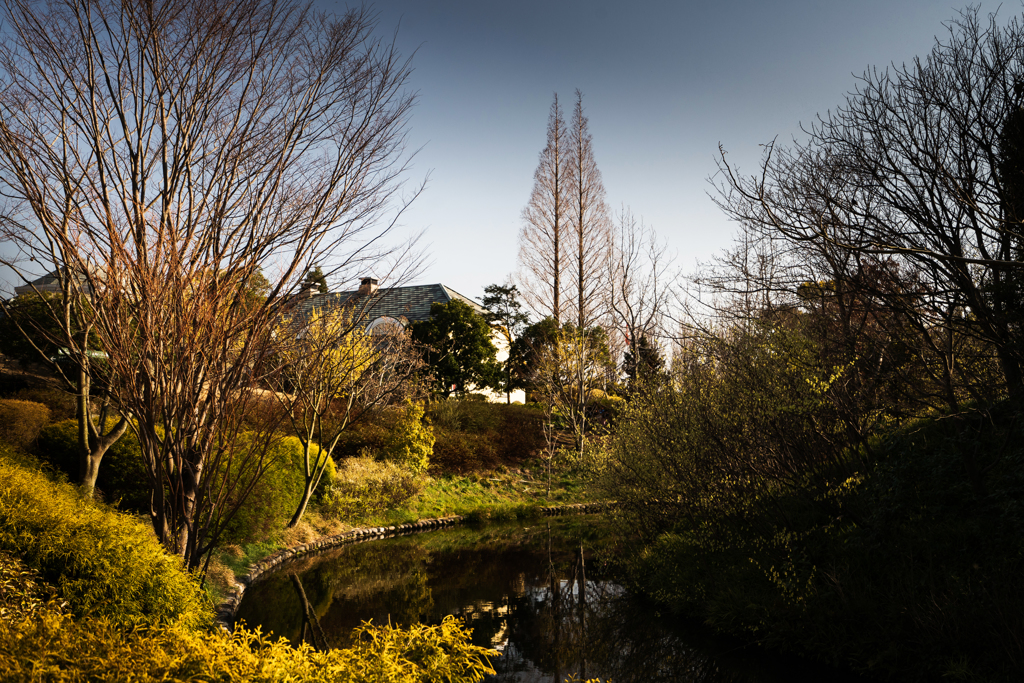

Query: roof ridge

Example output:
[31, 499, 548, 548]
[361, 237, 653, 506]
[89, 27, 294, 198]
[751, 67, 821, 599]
[439, 284, 485, 313]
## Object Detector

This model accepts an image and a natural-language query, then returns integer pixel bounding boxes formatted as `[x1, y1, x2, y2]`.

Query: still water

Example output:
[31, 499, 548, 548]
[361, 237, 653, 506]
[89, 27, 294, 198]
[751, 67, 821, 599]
[235, 517, 867, 683]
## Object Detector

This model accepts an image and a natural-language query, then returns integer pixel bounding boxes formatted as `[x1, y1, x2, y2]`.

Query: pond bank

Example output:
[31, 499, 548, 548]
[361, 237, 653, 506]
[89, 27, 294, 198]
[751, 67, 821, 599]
[214, 501, 613, 629]
[233, 513, 873, 683]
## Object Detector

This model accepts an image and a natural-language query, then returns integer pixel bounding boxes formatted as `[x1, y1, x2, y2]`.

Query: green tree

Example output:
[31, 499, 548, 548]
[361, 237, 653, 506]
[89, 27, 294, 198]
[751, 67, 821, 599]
[411, 300, 501, 399]
[481, 283, 531, 402]
[507, 316, 560, 399]
[622, 334, 665, 389]
[302, 267, 330, 294]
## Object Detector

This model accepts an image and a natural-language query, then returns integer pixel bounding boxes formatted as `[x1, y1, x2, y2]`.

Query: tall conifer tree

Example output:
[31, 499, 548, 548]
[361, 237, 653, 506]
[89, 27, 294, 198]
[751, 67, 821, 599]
[566, 90, 611, 331]
[519, 94, 568, 322]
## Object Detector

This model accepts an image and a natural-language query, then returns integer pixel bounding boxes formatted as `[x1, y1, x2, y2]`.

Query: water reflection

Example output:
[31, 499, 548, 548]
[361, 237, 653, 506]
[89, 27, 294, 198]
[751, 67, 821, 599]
[236, 518, 865, 683]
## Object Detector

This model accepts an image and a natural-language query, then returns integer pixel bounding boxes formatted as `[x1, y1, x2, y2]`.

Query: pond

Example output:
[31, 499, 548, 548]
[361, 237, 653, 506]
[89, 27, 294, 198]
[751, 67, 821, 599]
[235, 516, 868, 683]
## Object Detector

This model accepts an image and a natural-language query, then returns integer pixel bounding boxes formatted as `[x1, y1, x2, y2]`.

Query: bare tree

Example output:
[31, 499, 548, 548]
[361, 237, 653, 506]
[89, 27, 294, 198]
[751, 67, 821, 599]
[533, 325, 614, 455]
[565, 90, 611, 333]
[519, 94, 569, 322]
[607, 206, 673, 380]
[0, 0, 417, 568]
[271, 305, 423, 528]
[714, 7, 1024, 400]
[0, 280, 127, 498]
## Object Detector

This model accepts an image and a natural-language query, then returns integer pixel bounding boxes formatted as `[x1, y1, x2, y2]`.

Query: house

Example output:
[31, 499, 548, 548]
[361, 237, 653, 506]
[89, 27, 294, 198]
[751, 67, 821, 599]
[13, 269, 96, 297]
[294, 278, 525, 403]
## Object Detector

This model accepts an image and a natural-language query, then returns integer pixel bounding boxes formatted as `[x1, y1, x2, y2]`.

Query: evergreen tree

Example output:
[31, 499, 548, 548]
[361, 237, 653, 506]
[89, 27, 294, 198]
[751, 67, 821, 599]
[622, 334, 665, 389]
[303, 267, 330, 294]
[518, 95, 568, 321]
[481, 283, 531, 402]
[411, 300, 501, 398]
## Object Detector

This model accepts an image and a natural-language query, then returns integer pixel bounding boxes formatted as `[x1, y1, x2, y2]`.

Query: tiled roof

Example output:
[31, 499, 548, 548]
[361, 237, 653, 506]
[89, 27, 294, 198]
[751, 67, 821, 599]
[291, 283, 484, 327]
[13, 269, 95, 296]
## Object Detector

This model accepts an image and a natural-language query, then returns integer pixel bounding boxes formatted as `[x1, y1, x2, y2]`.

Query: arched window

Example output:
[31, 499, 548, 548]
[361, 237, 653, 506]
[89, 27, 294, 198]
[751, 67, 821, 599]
[366, 316, 406, 335]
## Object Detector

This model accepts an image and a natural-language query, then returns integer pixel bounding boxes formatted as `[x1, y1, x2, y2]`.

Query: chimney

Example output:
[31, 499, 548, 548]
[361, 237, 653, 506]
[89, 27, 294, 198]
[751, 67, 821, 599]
[358, 277, 379, 296]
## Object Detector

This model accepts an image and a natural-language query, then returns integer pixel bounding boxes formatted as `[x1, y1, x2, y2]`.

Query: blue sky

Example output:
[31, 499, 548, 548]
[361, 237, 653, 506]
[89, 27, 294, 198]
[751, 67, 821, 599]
[329, 0, 990, 302]
[0, 1, 993, 300]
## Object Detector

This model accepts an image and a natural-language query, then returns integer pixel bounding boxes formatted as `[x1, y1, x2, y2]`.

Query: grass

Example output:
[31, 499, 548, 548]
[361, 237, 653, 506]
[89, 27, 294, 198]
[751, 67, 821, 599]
[383, 458, 592, 524]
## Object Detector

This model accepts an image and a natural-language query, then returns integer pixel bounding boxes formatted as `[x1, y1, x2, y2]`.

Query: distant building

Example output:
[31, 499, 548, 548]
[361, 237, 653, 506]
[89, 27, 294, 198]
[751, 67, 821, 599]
[293, 278, 524, 403]
[13, 269, 96, 297]
[294, 277, 485, 329]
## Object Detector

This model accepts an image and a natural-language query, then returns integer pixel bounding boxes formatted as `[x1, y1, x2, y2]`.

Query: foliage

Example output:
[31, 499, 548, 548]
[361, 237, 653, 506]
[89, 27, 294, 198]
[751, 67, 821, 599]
[0, 0, 418, 569]
[320, 457, 422, 520]
[0, 591, 495, 683]
[7, 386, 77, 422]
[532, 325, 618, 453]
[0, 485, 495, 682]
[0, 451, 211, 629]
[430, 430, 498, 474]
[0, 551, 56, 621]
[379, 401, 434, 474]
[221, 435, 313, 545]
[481, 284, 531, 342]
[607, 314, 1024, 679]
[411, 300, 501, 398]
[621, 334, 665, 389]
[427, 401, 545, 473]
[607, 321, 853, 532]
[622, 407, 1024, 681]
[0, 292, 102, 366]
[36, 418, 150, 510]
[0, 288, 126, 499]
[507, 316, 559, 398]
[273, 304, 381, 526]
[0, 399, 50, 450]
[481, 283, 531, 401]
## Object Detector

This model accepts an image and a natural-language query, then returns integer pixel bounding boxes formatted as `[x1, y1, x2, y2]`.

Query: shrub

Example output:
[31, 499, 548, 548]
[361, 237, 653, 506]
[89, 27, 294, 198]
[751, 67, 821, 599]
[0, 544, 495, 682]
[0, 603, 495, 683]
[35, 418, 150, 510]
[320, 457, 422, 520]
[0, 451, 211, 629]
[220, 435, 309, 545]
[327, 414, 392, 459]
[379, 401, 434, 474]
[586, 393, 625, 428]
[495, 404, 545, 460]
[316, 450, 339, 498]
[426, 401, 544, 472]
[8, 386, 77, 422]
[0, 551, 55, 621]
[0, 399, 50, 450]
[431, 430, 496, 473]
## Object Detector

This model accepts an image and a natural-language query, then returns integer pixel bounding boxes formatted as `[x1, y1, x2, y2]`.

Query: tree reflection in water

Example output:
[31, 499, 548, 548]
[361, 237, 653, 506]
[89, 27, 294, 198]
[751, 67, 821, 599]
[237, 518, 865, 683]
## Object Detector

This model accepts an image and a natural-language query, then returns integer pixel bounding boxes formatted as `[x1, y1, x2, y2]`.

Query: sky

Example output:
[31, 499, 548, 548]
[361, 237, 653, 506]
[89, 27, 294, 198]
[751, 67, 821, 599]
[318, 0, 995, 303]
[0, 1, 1001, 302]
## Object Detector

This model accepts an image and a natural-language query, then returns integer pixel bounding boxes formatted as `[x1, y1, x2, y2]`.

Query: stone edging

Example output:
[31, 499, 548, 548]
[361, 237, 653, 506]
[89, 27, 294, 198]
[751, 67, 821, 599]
[214, 501, 613, 630]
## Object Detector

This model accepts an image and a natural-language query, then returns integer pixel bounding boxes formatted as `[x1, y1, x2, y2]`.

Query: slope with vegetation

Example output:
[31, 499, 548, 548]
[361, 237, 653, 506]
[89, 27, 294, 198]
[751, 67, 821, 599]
[0, 442, 497, 682]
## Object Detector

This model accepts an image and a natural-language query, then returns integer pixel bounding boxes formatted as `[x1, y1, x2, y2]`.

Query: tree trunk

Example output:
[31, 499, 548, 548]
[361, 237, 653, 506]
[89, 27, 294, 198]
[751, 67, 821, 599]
[289, 482, 315, 528]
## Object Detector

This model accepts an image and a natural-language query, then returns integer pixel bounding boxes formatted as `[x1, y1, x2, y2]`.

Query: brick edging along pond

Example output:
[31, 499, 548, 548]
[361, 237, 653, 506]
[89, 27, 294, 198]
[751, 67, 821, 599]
[214, 501, 612, 630]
